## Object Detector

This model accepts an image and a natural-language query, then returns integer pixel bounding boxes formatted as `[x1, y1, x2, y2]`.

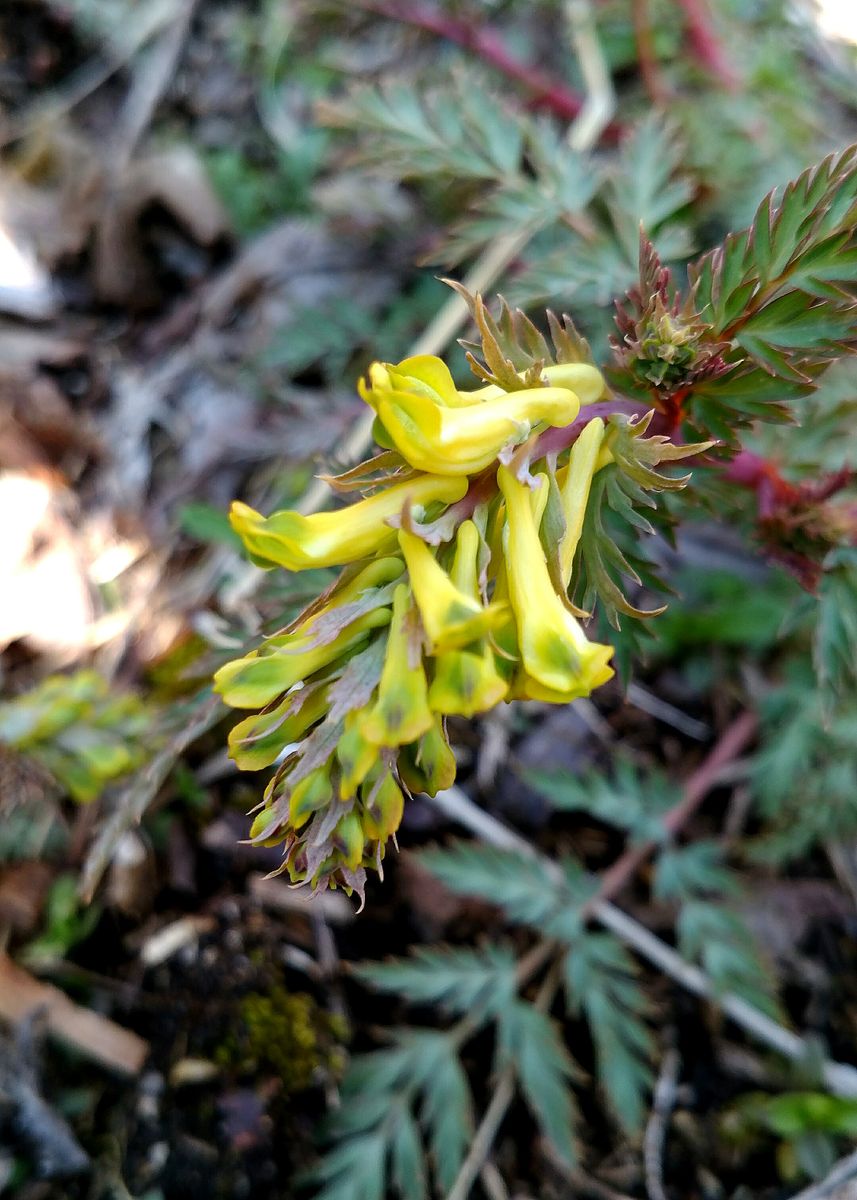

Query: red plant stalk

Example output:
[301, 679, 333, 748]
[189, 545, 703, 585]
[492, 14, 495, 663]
[585, 710, 758, 915]
[677, 0, 741, 91]
[358, 0, 623, 140]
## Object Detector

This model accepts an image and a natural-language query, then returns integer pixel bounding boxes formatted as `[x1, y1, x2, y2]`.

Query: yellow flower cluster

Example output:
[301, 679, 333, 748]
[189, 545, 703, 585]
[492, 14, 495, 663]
[215, 354, 615, 895]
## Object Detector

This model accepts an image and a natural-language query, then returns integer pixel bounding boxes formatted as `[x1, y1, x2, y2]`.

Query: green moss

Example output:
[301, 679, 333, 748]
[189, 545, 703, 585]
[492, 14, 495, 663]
[217, 987, 346, 1092]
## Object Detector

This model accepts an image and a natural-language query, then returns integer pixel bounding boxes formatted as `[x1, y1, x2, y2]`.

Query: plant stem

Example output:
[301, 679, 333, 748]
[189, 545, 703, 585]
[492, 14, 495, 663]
[591, 710, 757, 911]
[677, 0, 740, 91]
[354, 0, 622, 140]
[631, 0, 670, 104]
[426, 783, 857, 1098]
[445, 963, 562, 1200]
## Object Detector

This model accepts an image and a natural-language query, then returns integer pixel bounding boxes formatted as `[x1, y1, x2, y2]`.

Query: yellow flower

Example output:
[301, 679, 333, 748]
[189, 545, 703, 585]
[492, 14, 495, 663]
[213, 609, 391, 710]
[428, 647, 508, 717]
[361, 584, 434, 747]
[331, 810, 365, 872]
[498, 466, 614, 698]
[360, 770, 405, 842]
[397, 715, 456, 796]
[542, 363, 606, 405]
[399, 528, 506, 653]
[289, 765, 334, 830]
[558, 417, 605, 587]
[227, 685, 329, 770]
[362, 355, 480, 409]
[337, 713, 378, 798]
[364, 364, 581, 474]
[229, 473, 467, 571]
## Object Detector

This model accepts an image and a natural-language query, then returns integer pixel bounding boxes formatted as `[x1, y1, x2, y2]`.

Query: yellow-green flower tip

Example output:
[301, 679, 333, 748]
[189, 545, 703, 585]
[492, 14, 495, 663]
[226, 686, 327, 771]
[332, 811, 365, 872]
[229, 473, 467, 572]
[214, 609, 390, 710]
[398, 716, 457, 797]
[336, 715, 379, 798]
[360, 584, 434, 747]
[360, 771, 405, 841]
[248, 805, 288, 847]
[399, 529, 506, 653]
[289, 766, 334, 830]
[428, 647, 508, 717]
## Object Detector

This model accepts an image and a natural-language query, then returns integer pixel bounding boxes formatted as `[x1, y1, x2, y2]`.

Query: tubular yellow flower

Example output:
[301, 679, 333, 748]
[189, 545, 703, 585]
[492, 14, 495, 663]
[372, 385, 581, 476]
[399, 529, 505, 653]
[542, 363, 606, 405]
[498, 466, 614, 698]
[361, 584, 434, 747]
[337, 713, 378, 798]
[397, 715, 456, 796]
[360, 770, 405, 842]
[428, 647, 508, 717]
[229, 473, 468, 571]
[289, 765, 335, 830]
[558, 417, 605, 587]
[213, 608, 391, 710]
[361, 355, 480, 409]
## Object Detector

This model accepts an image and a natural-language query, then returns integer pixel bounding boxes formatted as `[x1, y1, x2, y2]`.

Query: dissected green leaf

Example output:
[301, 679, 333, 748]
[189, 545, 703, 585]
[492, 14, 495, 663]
[564, 934, 653, 1132]
[355, 944, 518, 1018]
[497, 1000, 579, 1165]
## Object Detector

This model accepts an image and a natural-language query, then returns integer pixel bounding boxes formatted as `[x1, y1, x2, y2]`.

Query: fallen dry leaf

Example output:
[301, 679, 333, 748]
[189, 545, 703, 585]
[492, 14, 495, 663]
[0, 954, 148, 1076]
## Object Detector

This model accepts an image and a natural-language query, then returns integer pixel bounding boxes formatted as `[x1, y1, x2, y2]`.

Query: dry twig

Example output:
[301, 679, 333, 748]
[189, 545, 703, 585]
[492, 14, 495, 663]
[643, 1044, 681, 1200]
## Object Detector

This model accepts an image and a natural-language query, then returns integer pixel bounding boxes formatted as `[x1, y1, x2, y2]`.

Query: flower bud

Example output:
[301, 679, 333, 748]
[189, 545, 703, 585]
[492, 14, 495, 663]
[397, 715, 456, 796]
[361, 584, 433, 747]
[360, 770, 405, 842]
[227, 685, 328, 770]
[337, 714, 379, 798]
[289, 765, 334, 830]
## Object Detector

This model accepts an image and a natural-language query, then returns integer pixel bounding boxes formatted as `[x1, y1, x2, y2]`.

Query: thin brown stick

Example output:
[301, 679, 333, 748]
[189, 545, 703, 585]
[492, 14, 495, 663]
[677, 0, 740, 91]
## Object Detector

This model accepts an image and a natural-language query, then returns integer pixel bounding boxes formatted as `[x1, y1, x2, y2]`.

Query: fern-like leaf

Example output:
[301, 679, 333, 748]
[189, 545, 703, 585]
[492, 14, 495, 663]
[497, 1000, 579, 1165]
[355, 944, 518, 1018]
[564, 933, 654, 1133]
[525, 758, 679, 844]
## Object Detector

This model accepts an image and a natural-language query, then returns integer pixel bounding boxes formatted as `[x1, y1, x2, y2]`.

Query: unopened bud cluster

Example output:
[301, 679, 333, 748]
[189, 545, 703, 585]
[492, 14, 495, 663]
[216, 353, 618, 896]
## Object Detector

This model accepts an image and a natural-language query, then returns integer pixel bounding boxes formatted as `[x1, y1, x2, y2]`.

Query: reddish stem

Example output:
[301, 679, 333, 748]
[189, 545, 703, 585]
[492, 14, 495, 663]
[677, 0, 741, 92]
[631, 0, 672, 105]
[358, 0, 623, 140]
[584, 710, 758, 915]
